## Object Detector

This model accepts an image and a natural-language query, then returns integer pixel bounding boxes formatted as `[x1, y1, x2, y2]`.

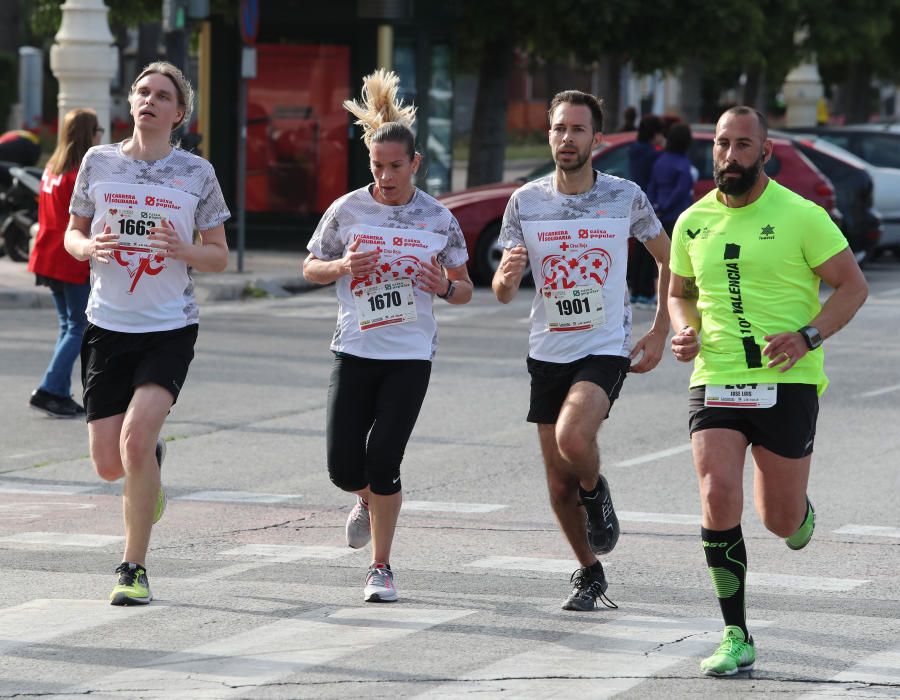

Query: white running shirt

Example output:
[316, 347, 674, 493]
[500, 171, 662, 363]
[308, 186, 468, 360]
[70, 143, 230, 333]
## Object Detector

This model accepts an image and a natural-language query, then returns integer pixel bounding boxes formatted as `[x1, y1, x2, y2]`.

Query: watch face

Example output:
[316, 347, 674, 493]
[805, 327, 823, 348]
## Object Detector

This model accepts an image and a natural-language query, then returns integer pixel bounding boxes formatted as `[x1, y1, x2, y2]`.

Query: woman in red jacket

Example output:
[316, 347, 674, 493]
[28, 108, 102, 417]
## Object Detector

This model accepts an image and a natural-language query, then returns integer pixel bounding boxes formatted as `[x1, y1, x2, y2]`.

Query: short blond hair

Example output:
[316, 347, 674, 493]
[129, 61, 194, 134]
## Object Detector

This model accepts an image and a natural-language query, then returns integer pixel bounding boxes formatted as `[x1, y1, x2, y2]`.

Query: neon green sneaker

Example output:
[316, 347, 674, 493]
[700, 626, 756, 676]
[785, 498, 815, 550]
[152, 438, 167, 525]
[109, 562, 152, 606]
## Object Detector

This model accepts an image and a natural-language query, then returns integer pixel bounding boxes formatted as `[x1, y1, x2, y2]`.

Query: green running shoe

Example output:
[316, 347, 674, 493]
[109, 562, 152, 606]
[153, 438, 167, 525]
[785, 498, 815, 550]
[700, 626, 755, 676]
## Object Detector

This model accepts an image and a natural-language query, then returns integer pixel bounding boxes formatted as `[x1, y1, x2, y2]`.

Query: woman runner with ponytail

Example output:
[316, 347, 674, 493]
[304, 69, 472, 602]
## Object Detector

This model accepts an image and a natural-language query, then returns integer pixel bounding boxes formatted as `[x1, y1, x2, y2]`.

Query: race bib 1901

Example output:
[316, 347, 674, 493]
[704, 383, 777, 408]
[543, 285, 605, 332]
[353, 278, 417, 331]
[106, 207, 164, 253]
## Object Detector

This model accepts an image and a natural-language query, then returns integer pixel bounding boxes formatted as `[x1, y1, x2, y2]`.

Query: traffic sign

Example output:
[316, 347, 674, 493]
[239, 0, 260, 46]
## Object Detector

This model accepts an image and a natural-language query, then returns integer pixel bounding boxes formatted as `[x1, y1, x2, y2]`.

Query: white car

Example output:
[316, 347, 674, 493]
[812, 125, 900, 257]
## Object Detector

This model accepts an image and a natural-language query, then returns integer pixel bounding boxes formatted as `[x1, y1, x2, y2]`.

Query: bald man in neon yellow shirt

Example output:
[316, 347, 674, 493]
[669, 106, 868, 678]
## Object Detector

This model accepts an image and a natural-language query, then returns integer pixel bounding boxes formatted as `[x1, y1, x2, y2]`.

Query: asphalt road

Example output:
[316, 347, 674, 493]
[1, 262, 898, 698]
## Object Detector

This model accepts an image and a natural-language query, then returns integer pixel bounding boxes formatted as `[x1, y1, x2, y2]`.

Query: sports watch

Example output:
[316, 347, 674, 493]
[798, 325, 823, 350]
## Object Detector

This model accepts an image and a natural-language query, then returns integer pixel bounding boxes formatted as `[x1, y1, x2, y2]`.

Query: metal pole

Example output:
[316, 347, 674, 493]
[236, 59, 247, 272]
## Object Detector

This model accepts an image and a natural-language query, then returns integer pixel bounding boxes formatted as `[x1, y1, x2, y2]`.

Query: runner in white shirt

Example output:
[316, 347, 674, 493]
[65, 62, 230, 606]
[304, 69, 472, 603]
[493, 90, 671, 611]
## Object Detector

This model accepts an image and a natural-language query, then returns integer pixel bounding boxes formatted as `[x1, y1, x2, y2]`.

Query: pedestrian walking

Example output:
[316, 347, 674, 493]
[668, 106, 868, 676]
[492, 90, 671, 611]
[27, 109, 101, 418]
[303, 69, 472, 603]
[627, 115, 666, 305]
[64, 62, 230, 605]
[647, 122, 695, 237]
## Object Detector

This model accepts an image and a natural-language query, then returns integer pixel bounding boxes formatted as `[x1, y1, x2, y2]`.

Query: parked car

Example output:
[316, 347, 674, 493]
[778, 132, 883, 263]
[787, 125, 900, 258]
[442, 129, 839, 283]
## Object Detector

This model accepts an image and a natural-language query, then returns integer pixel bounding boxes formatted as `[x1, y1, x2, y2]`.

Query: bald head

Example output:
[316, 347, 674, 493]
[717, 106, 768, 140]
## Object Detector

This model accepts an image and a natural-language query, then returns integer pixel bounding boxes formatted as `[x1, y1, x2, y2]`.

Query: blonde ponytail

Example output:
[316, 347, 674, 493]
[344, 69, 417, 149]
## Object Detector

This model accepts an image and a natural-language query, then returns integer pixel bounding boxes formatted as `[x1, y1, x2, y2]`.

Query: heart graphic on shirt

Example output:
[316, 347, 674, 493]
[540, 247, 612, 291]
[108, 209, 118, 216]
[350, 254, 423, 295]
[114, 249, 166, 294]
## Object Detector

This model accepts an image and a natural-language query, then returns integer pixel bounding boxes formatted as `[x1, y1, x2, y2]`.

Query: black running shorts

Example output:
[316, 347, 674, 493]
[688, 383, 819, 458]
[526, 354, 630, 424]
[81, 323, 198, 422]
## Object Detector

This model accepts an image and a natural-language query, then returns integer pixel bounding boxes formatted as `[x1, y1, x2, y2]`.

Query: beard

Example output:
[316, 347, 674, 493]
[714, 152, 765, 195]
[554, 143, 592, 172]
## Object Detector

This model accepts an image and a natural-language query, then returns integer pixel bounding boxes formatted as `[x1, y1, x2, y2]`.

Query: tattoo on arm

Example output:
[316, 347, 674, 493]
[682, 277, 699, 300]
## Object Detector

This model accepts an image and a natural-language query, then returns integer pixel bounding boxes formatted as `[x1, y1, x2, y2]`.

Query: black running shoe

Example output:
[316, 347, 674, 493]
[28, 389, 78, 418]
[580, 474, 620, 555]
[562, 564, 617, 611]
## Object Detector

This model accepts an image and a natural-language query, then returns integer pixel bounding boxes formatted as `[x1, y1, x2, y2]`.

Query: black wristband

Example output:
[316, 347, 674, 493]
[437, 279, 454, 299]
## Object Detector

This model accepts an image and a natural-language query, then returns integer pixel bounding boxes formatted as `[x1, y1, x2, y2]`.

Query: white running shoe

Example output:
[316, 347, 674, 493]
[364, 564, 397, 602]
[345, 496, 371, 548]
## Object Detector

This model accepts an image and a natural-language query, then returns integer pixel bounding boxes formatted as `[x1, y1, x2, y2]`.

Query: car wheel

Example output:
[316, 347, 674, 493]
[474, 221, 532, 285]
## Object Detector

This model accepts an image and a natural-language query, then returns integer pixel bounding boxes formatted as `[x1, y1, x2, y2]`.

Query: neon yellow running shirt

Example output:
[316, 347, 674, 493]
[670, 179, 847, 394]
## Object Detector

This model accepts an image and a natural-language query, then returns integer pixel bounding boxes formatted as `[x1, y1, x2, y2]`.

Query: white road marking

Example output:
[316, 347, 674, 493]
[0, 501, 95, 522]
[0, 599, 153, 655]
[0, 532, 123, 547]
[618, 511, 702, 525]
[220, 544, 352, 562]
[855, 383, 900, 398]
[797, 647, 900, 698]
[66, 607, 475, 698]
[613, 443, 693, 467]
[177, 490, 302, 504]
[0, 481, 94, 495]
[402, 500, 508, 513]
[466, 556, 582, 574]
[416, 615, 725, 698]
[834, 524, 900, 538]
[748, 572, 869, 592]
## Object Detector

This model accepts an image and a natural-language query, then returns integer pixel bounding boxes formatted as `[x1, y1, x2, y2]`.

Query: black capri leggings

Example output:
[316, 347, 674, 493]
[326, 353, 432, 496]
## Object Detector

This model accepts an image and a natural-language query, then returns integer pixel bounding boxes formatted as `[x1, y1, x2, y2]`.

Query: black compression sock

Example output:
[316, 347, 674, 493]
[587, 560, 605, 576]
[701, 525, 749, 639]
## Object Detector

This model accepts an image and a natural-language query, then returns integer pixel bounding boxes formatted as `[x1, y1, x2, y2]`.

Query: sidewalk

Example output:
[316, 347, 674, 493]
[0, 249, 314, 309]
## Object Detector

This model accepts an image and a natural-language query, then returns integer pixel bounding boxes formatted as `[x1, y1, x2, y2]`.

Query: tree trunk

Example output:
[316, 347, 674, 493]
[602, 55, 623, 133]
[840, 61, 874, 124]
[742, 67, 762, 110]
[466, 35, 514, 187]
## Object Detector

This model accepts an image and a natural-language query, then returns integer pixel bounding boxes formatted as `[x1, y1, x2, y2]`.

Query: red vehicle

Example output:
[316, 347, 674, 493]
[440, 129, 838, 283]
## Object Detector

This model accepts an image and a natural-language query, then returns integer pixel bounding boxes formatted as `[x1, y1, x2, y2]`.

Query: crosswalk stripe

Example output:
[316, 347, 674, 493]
[177, 490, 302, 504]
[0, 481, 94, 495]
[467, 556, 580, 574]
[220, 544, 353, 562]
[834, 524, 900, 539]
[0, 599, 153, 655]
[618, 510, 702, 525]
[65, 607, 475, 698]
[0, 532, 123, 547]
[748, 572, 869, 592]
[416, 614, 723, 698]
[402, 500, 508, 513]
[797, 646, 900, 698]
[612, 443, 693, 467]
